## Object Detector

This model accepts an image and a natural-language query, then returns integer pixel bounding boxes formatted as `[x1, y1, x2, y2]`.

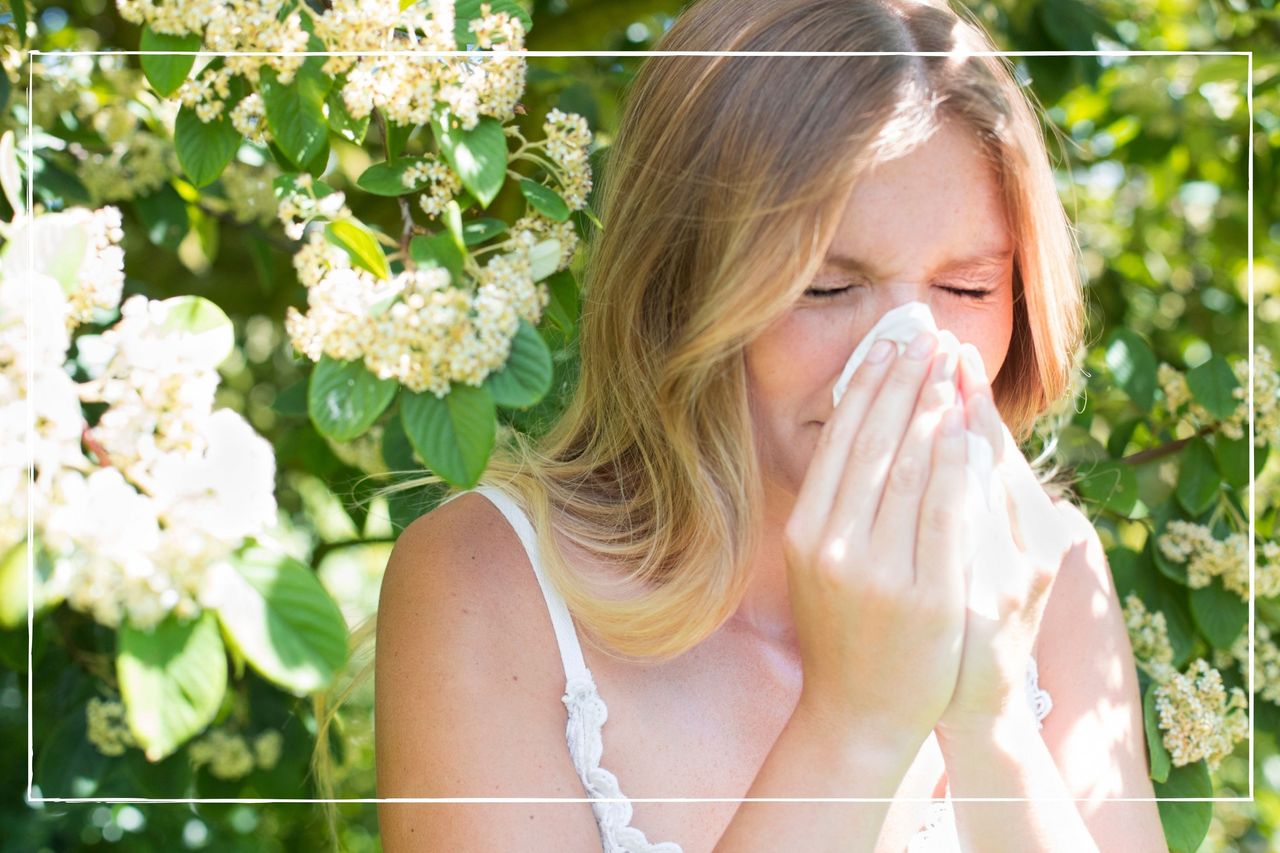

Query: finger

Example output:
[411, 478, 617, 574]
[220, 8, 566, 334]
[969, 387, 1007, 467]
[790, 337, 897, 543]
[872, 347, 958, 575]
[828, 330, 940, 550]
[915, 397, 969, 605]
[957, 341, 991, 404]
[1000, 439, 1073, 570]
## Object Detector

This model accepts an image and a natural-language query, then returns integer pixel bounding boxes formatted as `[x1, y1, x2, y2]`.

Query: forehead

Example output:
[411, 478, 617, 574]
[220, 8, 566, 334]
[825, 122, 1012, 279]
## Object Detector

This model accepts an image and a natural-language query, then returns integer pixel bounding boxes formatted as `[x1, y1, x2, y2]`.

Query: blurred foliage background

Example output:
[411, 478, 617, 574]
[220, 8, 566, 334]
[0, 0, 1275, 850]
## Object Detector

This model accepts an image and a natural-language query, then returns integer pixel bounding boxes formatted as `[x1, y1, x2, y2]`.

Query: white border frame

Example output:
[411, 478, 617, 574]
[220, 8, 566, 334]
[21, 46, 1255, 810]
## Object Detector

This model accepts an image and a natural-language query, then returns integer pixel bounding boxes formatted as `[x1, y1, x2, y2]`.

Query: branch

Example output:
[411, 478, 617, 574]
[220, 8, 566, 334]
[1119, 423, 1217, 467]
[311, 536, 397, 565]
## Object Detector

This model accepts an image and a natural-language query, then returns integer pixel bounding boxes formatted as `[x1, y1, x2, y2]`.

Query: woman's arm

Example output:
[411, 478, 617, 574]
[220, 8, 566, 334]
[711, 701, 926, 853]
[935, 500, 1167, 853]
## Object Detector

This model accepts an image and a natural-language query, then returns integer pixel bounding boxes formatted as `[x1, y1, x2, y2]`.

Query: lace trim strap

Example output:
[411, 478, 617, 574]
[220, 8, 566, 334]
[470, 485, 593, 685]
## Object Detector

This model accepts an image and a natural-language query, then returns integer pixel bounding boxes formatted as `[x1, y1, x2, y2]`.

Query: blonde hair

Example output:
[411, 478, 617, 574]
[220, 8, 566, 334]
[312, 0, 1091, 834]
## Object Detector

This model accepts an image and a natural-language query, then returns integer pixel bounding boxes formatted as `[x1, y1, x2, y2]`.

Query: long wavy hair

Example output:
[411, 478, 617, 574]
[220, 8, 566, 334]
[311, 0, 1092, 837]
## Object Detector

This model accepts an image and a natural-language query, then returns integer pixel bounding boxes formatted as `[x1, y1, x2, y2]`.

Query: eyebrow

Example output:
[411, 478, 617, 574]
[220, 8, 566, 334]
[822, 247, 1014, 279]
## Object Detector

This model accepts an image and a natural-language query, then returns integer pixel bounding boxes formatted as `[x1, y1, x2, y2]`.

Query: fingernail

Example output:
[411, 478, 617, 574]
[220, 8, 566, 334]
[906, 330, 936, 360]
[867, 338, 894, 364]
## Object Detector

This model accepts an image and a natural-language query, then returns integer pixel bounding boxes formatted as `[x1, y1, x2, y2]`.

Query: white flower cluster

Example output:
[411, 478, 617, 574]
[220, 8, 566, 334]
[0, 203, 279, 630]
[284, 226, 550, 396]
[1157, 346, 1280, 447]
[276, 174, 352, 241]
[1153, 658, 1249, 770]
[403, 157, 464, 220]
[1157, 520, 1279, 600]
[188, 726, 284, 779]
[76, 126, 178, 204]
[117, 0, 526, 136]
[1227, 620, 1280, 706]
[1122, 593, 1176, 682]
[1122, 594, 1250, 769]
[86, 696, 140, 756]
[539, 108, 593, 211]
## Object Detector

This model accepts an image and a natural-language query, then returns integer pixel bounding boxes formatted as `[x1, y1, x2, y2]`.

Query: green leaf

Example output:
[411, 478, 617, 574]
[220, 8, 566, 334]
[326, 83, 369, 145]
[400, 383, 496, 488]
[174, 105, 241, 188]
[453, 0, 533, 48]
[1186, 355, 1240, 420]
[116, 611, 227, 762]
[519, 178, 570, 222]
[384, 119, 416, 160]
[1154, 760, 1213, 853]
[482, 318, 553, 408]
[1075, 459, 1138, 516]
[1189, 576, 1248, 647]
[443, 199, 467, 254]
[542, 269, 580, 335]
[216, 545, 350, 695]
[152, 295, 235, 367]
[325, 218, 390, 279]
[462, 217, 508, 246]
[10, 0, 27, 46]
[307, 355, 398, 442]
[528, 238, 561, 282]
[35, 705, 111, 798]
[140, 27, 201, 97]
[0, 539, 26, 630]
[1103, 328, 1157, 411]
[259, 50, 332, 170]
[1212, 433, 1252, 488]
[409, 231, 465, 287]
[1142, 682, 1171, 783]
[1106, 415, 1143, 459]
[1175, 437, 1219, 515]
[132, 183, 190, 252]
[356, 156, 434, 196]
[432, 114, 507, 209]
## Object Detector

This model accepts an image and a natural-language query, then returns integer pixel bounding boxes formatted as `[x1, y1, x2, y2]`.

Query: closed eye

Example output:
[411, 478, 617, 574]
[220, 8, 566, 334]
[803, 284, 994, 300]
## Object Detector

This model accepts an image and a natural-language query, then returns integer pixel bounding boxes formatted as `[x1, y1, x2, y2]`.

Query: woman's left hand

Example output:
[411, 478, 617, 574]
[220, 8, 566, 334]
[934, 351, 1077, 744]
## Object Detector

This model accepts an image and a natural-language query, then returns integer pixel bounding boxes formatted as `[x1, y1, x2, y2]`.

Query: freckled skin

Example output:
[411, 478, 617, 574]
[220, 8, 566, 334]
[745, 120, 1016, 499]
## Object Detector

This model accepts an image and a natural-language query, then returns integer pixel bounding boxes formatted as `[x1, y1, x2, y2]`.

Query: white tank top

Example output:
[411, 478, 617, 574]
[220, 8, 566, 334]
[461, 484, 1054, 852]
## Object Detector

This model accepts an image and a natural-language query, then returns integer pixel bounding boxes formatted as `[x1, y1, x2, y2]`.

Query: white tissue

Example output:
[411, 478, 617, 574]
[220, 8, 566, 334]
[831, 301, 1010, 620]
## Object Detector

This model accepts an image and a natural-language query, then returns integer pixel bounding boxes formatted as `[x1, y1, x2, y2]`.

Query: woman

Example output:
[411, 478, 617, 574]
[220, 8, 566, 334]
[373, 0, 1167, 849]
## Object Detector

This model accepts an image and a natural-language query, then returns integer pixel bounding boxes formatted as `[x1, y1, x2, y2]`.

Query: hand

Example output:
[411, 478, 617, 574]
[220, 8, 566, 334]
[934, 352, 1076, 743]
[785, 332, 970, 752]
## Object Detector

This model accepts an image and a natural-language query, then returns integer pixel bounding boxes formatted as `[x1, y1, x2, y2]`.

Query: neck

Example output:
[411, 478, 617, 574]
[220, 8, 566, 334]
[729, 477, 800, 650]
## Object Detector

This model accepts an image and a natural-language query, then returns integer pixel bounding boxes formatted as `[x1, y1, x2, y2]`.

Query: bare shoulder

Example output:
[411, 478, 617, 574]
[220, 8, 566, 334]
[375, 493, 601, 850]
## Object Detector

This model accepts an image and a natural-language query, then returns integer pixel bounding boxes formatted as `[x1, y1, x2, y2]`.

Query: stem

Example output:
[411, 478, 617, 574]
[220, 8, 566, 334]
[397, 196, 415, 258]
[1119, 424, 1216, 467]
[311, 536, 397, 565]
[509, 149, 563, 181]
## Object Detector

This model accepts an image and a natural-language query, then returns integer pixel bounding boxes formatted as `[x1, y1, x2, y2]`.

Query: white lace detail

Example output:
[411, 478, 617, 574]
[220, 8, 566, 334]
[563, 672, 684, 853]
[905, 655, 1054, 852]
[471, 485, 683, 853]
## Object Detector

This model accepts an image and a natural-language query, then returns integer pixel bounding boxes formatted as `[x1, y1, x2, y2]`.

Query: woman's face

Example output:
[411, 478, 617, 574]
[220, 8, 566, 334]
[745, 121, 1016, 497]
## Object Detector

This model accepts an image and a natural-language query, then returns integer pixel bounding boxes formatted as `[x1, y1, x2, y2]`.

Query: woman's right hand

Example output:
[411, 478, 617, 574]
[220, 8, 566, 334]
[782, 329, 972, 752]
